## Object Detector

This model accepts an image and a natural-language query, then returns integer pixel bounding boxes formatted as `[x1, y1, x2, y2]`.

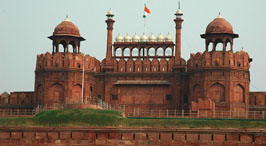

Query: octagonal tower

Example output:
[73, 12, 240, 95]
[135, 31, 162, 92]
[188, 13, 252, 112]
[34, 17, 100, 108]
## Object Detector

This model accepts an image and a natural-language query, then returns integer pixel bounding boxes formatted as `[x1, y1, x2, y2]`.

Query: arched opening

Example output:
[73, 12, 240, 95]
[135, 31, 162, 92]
[148, 48, 155, 56]
[165, 47, 172, 56]
[115, 48, 122, 56]
[49, 83, 64, 103]
[157, 47, 164, 56]
[192, 84, 201, 101]
[225, 39, 231, 51]
[132, 48, 138, 56]
[59, 40, 67, 52]
[59, 44, 65, 53]
[123, 48, 130, 56]
[69, 41, 76, 53]
[210, 83, 225, 102]
[72, 84, 82, 104]
[215, 39, 223, 51]
[233, 84, 245, 103]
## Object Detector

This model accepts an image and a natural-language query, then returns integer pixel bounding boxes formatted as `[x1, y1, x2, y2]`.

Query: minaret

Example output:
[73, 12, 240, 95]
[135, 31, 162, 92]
[105, 9, 115, 68]
[174, 2, 183, 62]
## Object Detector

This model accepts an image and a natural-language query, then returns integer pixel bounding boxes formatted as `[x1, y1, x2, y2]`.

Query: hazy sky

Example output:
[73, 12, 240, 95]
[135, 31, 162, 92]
[0, 0, 266, 93]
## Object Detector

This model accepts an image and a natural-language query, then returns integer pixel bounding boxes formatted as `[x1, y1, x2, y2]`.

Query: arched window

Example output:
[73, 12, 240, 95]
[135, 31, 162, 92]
[132, 48, 138, 56]
[210, 83, 225, 102]
[123, 48, 130, 56]
[192, 84, 201, 101]
[157, 47, 164, 56]
[148, 48, 155, 56]
[115, 48, 122, 56]
[165, 47, 172, 56]
[49, 83, 64, 103]
[233, 84, 245, 103]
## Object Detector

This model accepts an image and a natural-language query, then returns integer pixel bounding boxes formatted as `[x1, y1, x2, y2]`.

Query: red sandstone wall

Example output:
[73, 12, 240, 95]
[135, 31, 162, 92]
[0, 127, 266, 146]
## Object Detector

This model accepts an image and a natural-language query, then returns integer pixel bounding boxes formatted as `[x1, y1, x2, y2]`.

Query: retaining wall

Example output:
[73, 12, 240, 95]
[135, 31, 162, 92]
[0, 127, 266, 146]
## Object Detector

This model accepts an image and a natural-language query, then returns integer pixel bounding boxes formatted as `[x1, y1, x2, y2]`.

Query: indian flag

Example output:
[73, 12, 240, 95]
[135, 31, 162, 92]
[143, 5, 151, 18]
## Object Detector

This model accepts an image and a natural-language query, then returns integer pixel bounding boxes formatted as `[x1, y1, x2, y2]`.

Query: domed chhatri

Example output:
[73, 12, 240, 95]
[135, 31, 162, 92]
[140, 33, 148, 42]
[201, 13, 239, 52]
[124, 33, 132, 42]
[165, 33, 173, 42]
[157, 33, 164, 42]
[115, 33, 123, 42]
[48, 16, 85, 54]
[205, 13, 233, 34]
[53, 16, 81, 37]
[132, 33, 140, 42]
[149, 33, 156, 42]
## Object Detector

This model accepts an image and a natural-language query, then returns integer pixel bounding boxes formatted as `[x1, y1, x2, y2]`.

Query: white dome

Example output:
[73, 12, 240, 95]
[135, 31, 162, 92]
[115, 33, 123, 42]
[140, 33, 148, 42]
[132, 33, 140, 42]
[107, 9, 113, 15]
[124, 33, 132, 42]
[149, 33, 156, 42]
[165, 33, 172, 42]
[157, 33, 164, 42]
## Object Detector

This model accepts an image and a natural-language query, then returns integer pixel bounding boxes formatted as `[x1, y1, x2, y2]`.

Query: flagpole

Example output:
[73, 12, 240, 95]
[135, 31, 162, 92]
[144, 17, 146, 35]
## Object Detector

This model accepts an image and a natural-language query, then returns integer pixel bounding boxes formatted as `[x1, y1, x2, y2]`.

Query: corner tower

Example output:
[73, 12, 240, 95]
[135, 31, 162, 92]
[34, 17, 100, 108]
[188, 13, 252, 112]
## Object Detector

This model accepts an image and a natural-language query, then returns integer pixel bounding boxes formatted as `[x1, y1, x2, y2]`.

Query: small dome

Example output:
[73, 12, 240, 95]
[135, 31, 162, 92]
[149, 33, 156, 42]
[157, 33, 164, 42]
[165, 33, 172, 42]
[115, 33, 123, 42]
[107, 9, 113, 16]
[132, 33, 140, 42]
[53, 16, 80, 37]
[124, 33, 132, 42]
[140, 33, 148, 42]
[206, 13, 234, 34]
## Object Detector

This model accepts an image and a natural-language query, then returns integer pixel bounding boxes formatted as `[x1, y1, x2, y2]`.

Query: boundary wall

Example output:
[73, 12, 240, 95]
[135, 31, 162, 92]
[0, 127, 266, 146]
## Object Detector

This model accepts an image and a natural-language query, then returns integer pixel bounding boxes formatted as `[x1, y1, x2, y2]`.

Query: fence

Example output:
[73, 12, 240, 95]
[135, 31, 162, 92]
[0, 109, 36, 118]
[2, 99, 266, 120]
[121, 108, 266, 120]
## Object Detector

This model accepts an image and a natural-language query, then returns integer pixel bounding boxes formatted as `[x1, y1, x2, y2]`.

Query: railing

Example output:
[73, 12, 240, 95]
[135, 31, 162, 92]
[0, 109, 36, 118]
[2, 99, 266, 120]
[122, 109, 266, 120]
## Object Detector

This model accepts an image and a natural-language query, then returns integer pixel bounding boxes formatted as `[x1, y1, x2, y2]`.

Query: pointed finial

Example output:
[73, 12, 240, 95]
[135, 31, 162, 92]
[175, 1, 183, 17]
[64, 15, 70, 22]
[241, 47, 244, 51]
[217, 12, 223, 18]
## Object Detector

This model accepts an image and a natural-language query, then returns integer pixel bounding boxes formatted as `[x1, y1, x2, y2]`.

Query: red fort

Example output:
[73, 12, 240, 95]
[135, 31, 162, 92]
[1, 8, 265, 113]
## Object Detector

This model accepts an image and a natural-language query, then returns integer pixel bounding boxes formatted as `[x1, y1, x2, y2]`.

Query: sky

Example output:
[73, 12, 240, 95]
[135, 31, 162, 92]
[0, 0, 266, 93]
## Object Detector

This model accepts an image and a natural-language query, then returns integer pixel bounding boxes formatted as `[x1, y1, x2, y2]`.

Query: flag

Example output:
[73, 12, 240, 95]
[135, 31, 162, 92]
[143, 5, 151, 18]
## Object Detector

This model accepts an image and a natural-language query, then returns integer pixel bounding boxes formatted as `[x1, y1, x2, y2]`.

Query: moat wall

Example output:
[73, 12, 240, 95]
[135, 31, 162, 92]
[0, 127, 266, 146]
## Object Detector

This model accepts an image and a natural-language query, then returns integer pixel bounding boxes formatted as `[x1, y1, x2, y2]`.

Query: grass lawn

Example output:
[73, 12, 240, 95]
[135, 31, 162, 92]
[1, 108, 266, 128]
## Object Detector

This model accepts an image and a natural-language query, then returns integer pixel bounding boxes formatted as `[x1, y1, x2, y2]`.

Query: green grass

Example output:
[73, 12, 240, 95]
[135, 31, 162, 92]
[1, 108, 266, 128]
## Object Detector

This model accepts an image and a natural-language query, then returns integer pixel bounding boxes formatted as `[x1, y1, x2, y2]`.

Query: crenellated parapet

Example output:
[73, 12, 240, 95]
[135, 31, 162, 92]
[36, 52, 101, 73]
[187, 50, 251, 71]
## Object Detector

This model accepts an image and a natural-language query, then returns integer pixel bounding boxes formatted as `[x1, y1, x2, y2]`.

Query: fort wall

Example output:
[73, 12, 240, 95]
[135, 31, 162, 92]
[0, 127, 265, 146]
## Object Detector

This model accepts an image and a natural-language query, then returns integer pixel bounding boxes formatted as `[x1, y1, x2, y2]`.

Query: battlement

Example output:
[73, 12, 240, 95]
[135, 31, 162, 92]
[36, 52, 101, 72]
[187, 50, 251, 71]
